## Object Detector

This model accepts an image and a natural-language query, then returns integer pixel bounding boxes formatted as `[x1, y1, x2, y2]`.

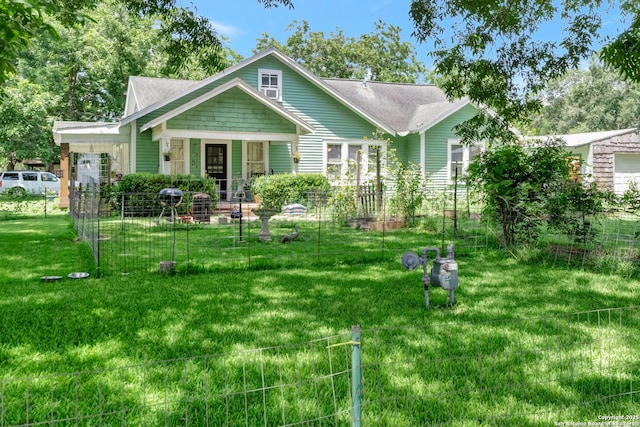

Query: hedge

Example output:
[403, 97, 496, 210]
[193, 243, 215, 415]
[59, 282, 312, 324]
[252, 173, 331, 209]
[102, 173, 219, 216]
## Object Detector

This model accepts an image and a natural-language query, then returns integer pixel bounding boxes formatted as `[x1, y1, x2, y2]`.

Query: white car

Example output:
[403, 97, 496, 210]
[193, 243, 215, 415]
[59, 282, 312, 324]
[0, 170, 61, 196]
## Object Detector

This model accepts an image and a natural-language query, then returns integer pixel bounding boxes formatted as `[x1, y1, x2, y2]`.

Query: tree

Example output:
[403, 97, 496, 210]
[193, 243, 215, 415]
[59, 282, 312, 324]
[408, 0, 638, 143]
[1, 0, 245, 166]
[0, 78, 58, 170]
[15, 0, 243, 122]
[0, 0, 59, 85]
[526, 59, 640, 135]
[467, 138, 608, 246]
[0, 0, 293, 85]
[254, 20, 428, 83]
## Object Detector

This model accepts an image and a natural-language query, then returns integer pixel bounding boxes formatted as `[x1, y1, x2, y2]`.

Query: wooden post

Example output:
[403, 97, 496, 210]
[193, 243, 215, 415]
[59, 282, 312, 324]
[355, 150, 362, 218]
[58, 143, 70, 209]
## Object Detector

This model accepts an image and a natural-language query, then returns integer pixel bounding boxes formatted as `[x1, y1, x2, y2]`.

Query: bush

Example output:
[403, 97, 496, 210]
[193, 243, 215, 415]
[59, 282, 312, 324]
[252, 173, 331, 210]
[105, 173, 219, 216]
[467, 138, 608, 246]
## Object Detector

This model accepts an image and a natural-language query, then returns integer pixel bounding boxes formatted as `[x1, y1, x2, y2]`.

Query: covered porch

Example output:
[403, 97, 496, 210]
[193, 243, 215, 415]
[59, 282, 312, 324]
[52, 121, 131, 208]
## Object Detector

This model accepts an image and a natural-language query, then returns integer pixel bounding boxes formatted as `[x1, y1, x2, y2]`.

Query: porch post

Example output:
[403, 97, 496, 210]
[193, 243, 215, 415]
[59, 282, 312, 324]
[292, 140, 299, 174]
[160, 137, 171, 175]
[420, 132, 426, 178]
[58, 143, 70, 209]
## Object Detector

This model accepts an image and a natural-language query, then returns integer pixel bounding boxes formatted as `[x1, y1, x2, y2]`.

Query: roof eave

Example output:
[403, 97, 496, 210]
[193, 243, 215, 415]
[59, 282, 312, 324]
[52, 121, 128, 145]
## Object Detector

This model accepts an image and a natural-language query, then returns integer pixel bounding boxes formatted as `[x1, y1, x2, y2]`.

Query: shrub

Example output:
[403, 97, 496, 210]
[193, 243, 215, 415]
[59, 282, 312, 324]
[106, 173, 219, 216]
[388, 162, 425, 222]
[467, 138, 608, 246]
[252, 173, 330, 210]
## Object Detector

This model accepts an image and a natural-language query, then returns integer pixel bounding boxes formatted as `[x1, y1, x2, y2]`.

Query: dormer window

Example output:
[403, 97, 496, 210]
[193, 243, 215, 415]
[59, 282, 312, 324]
[258, 69, 282, 101]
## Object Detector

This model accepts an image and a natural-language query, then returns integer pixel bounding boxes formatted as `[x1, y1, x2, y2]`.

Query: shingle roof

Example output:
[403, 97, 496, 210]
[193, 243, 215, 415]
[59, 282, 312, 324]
[129, 76, 199, 111]
[321, 79, 469, 133]
[126, 51, 472, 135]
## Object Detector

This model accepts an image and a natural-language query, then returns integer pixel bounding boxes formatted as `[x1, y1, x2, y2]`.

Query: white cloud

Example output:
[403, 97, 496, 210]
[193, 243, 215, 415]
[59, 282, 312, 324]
[210, 20, 241, 38]
[370, 0, 391, 12]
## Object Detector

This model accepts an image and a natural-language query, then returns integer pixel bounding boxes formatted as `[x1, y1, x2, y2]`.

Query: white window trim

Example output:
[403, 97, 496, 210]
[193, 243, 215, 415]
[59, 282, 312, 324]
[323, 139, 387, 180]
[258, 68, 283, 102]
[169, 138, 188, 175]
[242, 141, 270, 179]
[447, 139, 482, 183]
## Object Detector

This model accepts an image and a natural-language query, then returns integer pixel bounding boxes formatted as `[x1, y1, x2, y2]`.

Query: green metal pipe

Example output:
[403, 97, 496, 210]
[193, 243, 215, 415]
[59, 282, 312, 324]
[351, 325, 362, 427]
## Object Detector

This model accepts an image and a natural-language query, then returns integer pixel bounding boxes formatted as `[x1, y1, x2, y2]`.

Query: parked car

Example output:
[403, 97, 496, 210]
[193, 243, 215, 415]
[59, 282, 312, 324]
[0, 170, 61, 196]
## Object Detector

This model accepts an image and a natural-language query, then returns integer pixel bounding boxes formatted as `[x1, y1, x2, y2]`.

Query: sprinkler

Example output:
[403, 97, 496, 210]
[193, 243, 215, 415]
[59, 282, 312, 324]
[401, 244, 458, 308]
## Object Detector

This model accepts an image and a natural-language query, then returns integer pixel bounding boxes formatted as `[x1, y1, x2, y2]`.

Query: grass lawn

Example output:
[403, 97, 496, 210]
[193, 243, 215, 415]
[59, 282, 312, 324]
[0, 214, 638, 425]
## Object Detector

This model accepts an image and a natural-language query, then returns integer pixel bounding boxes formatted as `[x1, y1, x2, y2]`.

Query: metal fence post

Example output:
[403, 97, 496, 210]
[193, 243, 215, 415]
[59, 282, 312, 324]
[351, 325, 362, 427]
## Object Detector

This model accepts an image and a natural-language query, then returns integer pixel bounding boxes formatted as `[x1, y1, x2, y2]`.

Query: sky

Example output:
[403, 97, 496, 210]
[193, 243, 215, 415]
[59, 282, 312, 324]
[185, 0, 627, 67]
[185, 0, 425, 59]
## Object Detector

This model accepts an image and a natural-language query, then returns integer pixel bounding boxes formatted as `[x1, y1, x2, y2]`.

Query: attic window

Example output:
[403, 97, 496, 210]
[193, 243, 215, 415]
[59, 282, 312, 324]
[258, 69, 282, 101]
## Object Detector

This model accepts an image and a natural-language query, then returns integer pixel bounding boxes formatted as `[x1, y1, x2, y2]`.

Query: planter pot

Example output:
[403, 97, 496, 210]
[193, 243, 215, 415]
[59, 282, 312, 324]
[163, 155, 171, 161]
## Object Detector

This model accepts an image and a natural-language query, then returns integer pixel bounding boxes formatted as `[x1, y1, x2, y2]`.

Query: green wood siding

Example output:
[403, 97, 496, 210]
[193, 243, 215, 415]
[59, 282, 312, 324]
[269, 143, 291, 174]
[246, 57, 379, 174]
[231, 140, 242, 177]
[391, 134, 418, 166]
[136, 130, 158, 173]
[189, 139, 201, 175]
[424, 104, 479, 188]
[167, 88, 296, 134]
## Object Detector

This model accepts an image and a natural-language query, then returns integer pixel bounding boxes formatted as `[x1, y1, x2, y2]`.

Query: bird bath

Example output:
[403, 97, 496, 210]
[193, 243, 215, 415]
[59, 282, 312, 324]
[252, 208, 280, 241]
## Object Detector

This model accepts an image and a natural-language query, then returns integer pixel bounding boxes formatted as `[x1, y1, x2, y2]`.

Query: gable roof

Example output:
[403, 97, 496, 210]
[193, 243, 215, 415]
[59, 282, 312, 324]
[321, 79, 471, 135]
[138, 78, 314, 134]
[128, 76, 199, 112]
[121, 48, 398, 134]
[121, 47, 476, 136]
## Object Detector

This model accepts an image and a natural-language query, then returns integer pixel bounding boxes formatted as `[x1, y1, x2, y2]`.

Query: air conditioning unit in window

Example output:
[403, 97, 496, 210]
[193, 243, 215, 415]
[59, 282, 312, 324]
[262, 88, 279, 99]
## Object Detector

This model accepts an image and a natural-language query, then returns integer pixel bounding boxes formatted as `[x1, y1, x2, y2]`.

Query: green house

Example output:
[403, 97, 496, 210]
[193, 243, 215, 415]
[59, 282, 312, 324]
[53, 48, 482, 207]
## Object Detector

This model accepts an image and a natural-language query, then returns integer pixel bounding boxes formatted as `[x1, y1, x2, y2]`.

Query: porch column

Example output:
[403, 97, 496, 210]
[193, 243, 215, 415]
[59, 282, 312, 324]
[291, 140, 299, 174]
[420, 132, 426, 178]
[160, 137, 171, 175]
[58, 143, 70, 209]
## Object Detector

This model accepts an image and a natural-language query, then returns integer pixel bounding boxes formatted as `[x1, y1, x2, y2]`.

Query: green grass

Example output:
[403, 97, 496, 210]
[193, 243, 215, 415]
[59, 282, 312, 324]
[0, 215, 639, 425]
[92, 212, 492, 276]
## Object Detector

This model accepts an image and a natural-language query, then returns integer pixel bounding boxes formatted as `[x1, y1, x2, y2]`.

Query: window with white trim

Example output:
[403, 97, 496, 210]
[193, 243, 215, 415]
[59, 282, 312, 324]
[170, 140, 185, 175]
[326, 144, 343, 180]
[325, 140, 387, 180]
[246, 141, 266, 177]
[449, 139, 482, 181]
[347, 144, 363, 175]
[258, 69, 282, 101]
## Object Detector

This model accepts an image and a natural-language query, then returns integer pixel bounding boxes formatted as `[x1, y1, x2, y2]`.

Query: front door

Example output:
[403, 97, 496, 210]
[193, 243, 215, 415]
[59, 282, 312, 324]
[205, 144, 228, 201]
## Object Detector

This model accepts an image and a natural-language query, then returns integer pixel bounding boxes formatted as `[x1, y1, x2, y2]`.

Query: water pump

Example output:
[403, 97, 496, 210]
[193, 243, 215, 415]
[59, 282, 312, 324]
[401, 244, 458, 308]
